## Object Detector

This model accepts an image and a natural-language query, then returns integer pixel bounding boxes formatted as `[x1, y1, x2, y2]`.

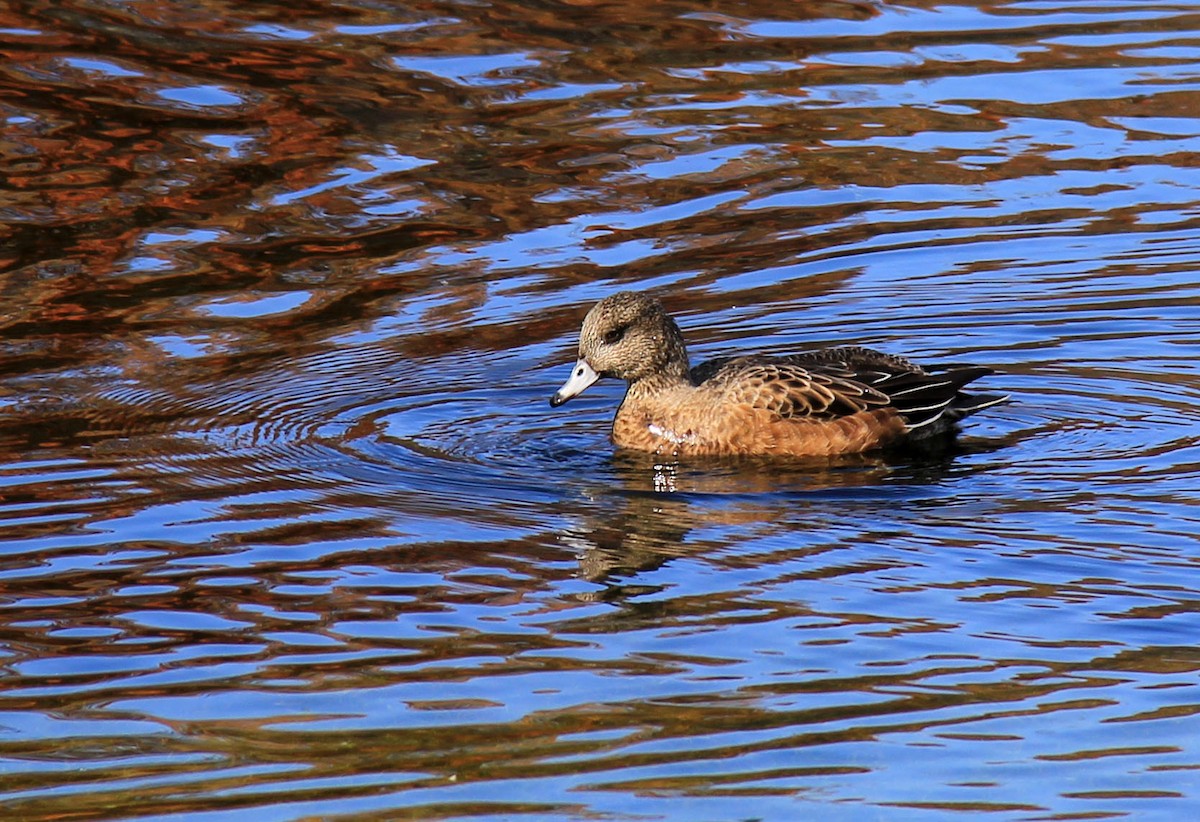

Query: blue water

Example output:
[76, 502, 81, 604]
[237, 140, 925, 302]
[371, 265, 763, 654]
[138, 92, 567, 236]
[2, 0, 1200, 819]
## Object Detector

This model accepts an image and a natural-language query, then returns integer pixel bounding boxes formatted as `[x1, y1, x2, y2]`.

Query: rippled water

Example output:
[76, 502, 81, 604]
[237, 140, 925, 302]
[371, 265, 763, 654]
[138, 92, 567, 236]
[3, 0, 1200, 818]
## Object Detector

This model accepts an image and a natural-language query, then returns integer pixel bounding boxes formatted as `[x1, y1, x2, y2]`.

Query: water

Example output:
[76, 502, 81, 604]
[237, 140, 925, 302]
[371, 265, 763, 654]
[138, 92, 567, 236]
[3, 0, 1200, 819]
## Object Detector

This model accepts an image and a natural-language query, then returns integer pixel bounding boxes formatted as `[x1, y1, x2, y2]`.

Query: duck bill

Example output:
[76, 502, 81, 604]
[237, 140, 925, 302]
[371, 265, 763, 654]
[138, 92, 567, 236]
[550, 358, 600, 407]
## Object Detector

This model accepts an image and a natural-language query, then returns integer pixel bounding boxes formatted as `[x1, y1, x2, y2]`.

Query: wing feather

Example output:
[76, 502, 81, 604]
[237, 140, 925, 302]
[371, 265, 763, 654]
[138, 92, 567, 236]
[700, 357, 891, 420]
[689, 348, 1004, 430]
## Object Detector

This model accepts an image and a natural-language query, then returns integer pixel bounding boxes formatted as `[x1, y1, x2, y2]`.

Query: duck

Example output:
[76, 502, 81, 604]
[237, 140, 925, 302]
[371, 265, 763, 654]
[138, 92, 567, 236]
[549, 291, 1007, 458]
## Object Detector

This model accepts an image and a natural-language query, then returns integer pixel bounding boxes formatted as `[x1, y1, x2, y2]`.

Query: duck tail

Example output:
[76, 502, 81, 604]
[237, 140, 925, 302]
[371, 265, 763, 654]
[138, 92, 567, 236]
[883, 366, 1008, 435]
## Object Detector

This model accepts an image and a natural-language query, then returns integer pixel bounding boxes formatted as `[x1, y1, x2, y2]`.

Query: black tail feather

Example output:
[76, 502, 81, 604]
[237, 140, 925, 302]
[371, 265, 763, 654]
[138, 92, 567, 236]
[879, 366, 1004, 433]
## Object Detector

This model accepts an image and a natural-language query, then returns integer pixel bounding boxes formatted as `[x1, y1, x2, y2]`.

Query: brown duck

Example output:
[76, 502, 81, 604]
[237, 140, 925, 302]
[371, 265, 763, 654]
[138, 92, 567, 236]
[550, 291, 1007, 457]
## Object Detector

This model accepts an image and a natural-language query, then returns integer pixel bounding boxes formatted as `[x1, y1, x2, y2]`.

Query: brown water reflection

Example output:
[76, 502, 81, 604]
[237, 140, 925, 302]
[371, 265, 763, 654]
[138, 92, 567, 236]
[4, 0, 1200, 819]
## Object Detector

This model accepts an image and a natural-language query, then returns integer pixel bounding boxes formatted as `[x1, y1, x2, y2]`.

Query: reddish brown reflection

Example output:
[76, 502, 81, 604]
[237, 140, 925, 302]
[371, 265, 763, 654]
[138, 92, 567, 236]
[3, 0, 1200, 819]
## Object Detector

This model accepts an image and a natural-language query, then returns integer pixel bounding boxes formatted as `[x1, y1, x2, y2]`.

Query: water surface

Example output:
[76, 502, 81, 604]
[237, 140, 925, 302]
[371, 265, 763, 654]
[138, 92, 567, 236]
[3, 0, 1200, 819]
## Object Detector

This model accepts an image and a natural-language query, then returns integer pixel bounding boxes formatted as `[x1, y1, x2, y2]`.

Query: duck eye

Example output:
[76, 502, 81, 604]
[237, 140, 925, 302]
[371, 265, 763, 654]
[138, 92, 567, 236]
[603, 326, 627, 346]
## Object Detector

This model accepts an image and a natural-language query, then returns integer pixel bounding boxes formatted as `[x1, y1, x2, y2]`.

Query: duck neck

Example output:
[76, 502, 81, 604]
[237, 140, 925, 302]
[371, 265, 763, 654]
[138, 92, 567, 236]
[621, 315, 692, 399]
[626, 358, 691, 400]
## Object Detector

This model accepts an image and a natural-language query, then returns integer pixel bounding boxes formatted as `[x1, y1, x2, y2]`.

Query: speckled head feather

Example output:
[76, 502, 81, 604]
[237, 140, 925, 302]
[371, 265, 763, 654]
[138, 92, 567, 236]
[577, 291, 689, 383]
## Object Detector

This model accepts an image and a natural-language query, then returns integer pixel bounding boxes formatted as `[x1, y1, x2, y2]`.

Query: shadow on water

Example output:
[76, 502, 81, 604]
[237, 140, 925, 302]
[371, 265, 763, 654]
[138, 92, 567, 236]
[3, 0, 1200, 819]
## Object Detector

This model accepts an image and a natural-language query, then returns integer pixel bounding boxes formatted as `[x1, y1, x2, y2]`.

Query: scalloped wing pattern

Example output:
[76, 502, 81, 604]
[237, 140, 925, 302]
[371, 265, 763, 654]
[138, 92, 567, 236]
[695, 349, 1002, 432]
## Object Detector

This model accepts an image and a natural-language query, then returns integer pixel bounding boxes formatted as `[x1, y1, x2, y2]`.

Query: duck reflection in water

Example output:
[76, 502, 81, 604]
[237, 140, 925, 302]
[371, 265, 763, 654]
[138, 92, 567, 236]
[565, 442, 1003, 589]
[550, 291, 1007, 459]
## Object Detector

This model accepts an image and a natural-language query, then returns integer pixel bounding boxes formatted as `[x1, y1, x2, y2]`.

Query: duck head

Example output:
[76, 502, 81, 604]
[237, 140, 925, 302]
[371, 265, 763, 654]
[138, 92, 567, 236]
[550, 291, 690, 407]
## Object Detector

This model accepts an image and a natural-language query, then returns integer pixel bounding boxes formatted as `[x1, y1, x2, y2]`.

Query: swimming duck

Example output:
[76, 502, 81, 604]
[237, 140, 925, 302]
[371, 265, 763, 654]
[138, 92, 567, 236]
[549, 291, 1006, 457]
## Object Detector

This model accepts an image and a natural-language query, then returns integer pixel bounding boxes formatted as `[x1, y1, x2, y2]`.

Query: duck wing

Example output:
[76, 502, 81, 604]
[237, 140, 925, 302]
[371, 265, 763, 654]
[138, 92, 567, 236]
[697, 356, 892, 419]
[693, 347, 1005, 431]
